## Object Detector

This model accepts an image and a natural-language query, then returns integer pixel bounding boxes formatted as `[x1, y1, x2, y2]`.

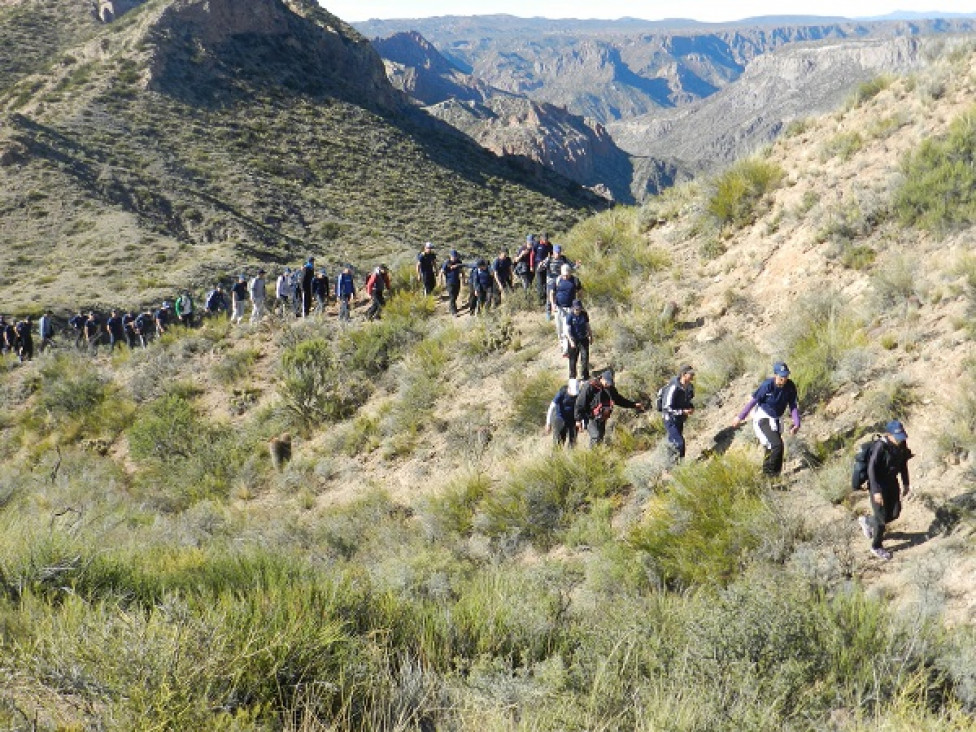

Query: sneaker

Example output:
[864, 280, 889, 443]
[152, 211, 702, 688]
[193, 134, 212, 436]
[870, 547, 892, 561]
[858, 516, 874, 540]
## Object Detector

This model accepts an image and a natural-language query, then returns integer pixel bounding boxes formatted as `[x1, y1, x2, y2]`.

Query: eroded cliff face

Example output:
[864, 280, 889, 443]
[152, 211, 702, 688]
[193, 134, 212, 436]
[147, 0, 399, 111]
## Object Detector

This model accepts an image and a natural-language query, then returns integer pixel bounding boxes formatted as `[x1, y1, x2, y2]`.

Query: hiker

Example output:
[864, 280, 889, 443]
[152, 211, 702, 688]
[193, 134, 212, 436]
[300, 258, 315, 317]
[84, 311, 101, 353]
[471, 259, 496, 315]
[154, 302, 171, 336]
[532, 233, 552, 305]
[661, 365, 696, 460]
[231, 275, 248, 324]
[732, 361, 800, 477]
[133, 311, 153, 347]
[857, 420, 912, 561]
[312, 269, 330, 315]
[440, 249, 465, 316]
[106, 309, 126, 351]
[122, 311, 137, 348]
[417, 242, 438, 296]
[514, 236, 534, 290]
[551, 264, 582, 352]
[365, 264, 391, 321]
[336, 265, 356, 322]
[249, 269, 267, 323]
[69, 311, 87, 349]
[541, 244, 572, 320]
[38, 311, 54, 353]
[276, 268, 293, 316]
[493, 248, 514, 297]
[546, 378, 579, 447]
[0, 316, 15, 355]
[175, 291, 194, 328]
[14, 317, 32, 362]
[206, 284, 229, 318]
[565, 299, 592, 380]
[574, 370, 644, 447]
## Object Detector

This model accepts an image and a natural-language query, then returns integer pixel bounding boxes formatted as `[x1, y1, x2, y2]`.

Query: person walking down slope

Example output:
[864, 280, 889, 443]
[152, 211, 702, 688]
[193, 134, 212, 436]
[732, 361, 800, 478]
[440, 250, 465, 316]
[857, 420, 913, 561]
[417, 242, 438, 296]
[365, 265, 391, 321]
[546, 378, 579, 447]
[336, 266, 356, 322]
[574, 370, 644, 447]
[175, 291, 194, 328]
[661, 365, 696, 460]
[231, 275, 249, 325]
[206, 284, 229, 319]
[249, 269, 267, 324]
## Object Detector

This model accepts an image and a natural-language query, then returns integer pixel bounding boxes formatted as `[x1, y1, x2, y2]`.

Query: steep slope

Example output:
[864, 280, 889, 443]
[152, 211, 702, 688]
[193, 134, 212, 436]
[0, 0, 603, 314]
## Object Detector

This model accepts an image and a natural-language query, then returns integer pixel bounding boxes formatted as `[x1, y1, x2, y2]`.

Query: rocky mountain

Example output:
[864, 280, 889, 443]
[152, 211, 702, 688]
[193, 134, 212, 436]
[0, 0, 602, 313]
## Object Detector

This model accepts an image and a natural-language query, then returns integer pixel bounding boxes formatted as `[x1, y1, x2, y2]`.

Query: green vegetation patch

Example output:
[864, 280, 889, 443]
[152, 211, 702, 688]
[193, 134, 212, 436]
[707, 157, 784, 229]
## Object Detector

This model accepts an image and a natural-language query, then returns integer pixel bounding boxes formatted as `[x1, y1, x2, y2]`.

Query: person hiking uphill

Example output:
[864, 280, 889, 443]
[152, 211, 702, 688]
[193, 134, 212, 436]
[416, 242, 438, 296]
[546, 378, 579, 447]
[565, 299, 591, 380]
[662, 365, 696, 460]
[857, 420, 912, 561]
[365, 264, 391, 321]
[574, 370, 644, 447]
[336, 266, 356, 322]
[732, 361, 800, 478]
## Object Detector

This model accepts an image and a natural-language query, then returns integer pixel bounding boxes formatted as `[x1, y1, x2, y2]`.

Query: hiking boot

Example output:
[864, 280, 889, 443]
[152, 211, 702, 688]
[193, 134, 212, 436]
[858, 516, 874, 539]
[870, 546, 892, 561]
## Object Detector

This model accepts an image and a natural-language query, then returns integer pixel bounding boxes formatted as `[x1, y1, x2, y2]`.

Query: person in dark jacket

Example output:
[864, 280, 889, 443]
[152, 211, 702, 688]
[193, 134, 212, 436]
[662, 365, 696, 460]
[122, 311, 137, 349]
[336, 266, 356, 322]
[565, 299, 592, 380]
[732, 361, 800, 477]
[0, 317, 15, 355]
[83, 311, 101, 354]
[38, 311, 55, 353]
[105, 309, 126, 352]
[206, 285, 229, 318]
[546, 378, 579, 447]
[551, 264, 582, 352]
[312, 269, 330, 315]
[471, 259, 495, 315]
[416, 242, 438, 296]
[532, 234, 553, 305]
[440, 250, 465, 316]
[365, 265, 391, 321]
[492, 248, 514, 297]
[574, 370, 644, 447]
[514, 236, 534, 290]
[301, 258, 315, 317]
[858, 420, 912, 561]
[69, 311, 87, 349]
[14, 317, 32, 362]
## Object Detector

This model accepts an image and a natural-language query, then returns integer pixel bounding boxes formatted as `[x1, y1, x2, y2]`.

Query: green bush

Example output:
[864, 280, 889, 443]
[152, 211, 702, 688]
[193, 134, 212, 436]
[846, 74, 894, 109]
[894, 106, 976, 232]
[629, 451, 773, 588]
[278, 337, 363, 432]
[506, 369, 565, 435]
[127, 394, 203, 462]
[211, 346, 259, 385]
[37, 354, 108, 420]
[707, 158, 784, 228]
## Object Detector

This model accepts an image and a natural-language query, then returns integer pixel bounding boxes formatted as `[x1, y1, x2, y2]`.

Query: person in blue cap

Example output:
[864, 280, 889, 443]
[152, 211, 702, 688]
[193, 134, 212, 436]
[732, 361, 800, 477]
[857, 419, 912, 561]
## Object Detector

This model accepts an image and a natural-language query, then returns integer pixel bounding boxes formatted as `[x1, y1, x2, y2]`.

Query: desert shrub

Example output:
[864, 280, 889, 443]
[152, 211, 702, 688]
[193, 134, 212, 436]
[629, 451, 774, 588]
[820, 131, 863, 162]
[36, 354, 108, 420]
[871, 253, 926, 311]
[846, 74, 894, 109]
[476, 449, 627, 550]
[277, 337, 364, 433]
[211, 346, 259, 385]
[420, 471, 492, 542]
[894, 106, 976, 232]
[694, 335, 763, 402]
[776, 293, 867, 406]
[127, 394, 203, 462]
[506, 369, 565, 435]
[707, 158, 784, 228]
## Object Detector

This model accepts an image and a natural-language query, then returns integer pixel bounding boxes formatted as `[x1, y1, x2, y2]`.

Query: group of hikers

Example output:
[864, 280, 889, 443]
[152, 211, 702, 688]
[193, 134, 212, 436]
[3, 235, 914, 561]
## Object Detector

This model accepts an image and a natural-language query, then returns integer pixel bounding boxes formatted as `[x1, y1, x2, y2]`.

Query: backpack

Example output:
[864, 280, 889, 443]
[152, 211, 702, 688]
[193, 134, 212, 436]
[852, 435, 882, 489]
[655, 384, 666, 412]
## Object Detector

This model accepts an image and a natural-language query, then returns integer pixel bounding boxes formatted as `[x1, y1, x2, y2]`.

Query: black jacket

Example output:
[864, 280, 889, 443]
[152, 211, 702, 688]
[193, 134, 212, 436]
[574, 379, 639, 423]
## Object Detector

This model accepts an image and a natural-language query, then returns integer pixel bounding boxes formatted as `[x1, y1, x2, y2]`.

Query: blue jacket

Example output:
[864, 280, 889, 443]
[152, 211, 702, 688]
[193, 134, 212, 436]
[336, 272, 356, 298]
[566, 310, 590, 342]
[554, 276, 580, 307]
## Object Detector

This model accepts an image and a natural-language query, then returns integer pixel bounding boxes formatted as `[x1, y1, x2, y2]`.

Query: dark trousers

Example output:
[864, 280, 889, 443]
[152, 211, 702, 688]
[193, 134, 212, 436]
[567, 339, 590, 380]
[867, 482, 901, 549]
[18, 339, 33, 362]
[446, 281, 460, 315]
[519, 269, 534, 290]
[338, 295, 352, 322]
[585, 419, 607, 447]
[665, 418, 686, 459]
[757, 418, 785, 476]
[552, 415, 577, 447]
[535, 268, 547, 304]
[366, 292, 385, 320]
[108, 332, 124, 351]
[421, 271, 436, 295]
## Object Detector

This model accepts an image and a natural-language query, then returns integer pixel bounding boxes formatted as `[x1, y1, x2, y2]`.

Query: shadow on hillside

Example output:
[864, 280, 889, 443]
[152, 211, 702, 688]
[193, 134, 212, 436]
[884, 531, 931, 553]
[925, 490, 976, 537]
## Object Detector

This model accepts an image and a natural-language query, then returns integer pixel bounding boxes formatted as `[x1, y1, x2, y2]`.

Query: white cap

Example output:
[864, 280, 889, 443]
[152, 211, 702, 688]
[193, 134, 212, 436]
[560, 264, 571, 275]
[567, 378, 579, 396]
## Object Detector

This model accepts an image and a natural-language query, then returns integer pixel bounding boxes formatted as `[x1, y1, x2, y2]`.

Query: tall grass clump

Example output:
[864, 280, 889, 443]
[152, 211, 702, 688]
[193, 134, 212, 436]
[506, 369, 565, 434]
[707, 157, 784, 229]
[476, 449, 628, 550]
[776, 293, 868, 406]
[894, 106, 976, 232]
[629, 451, 773, 588]
[846, 73, 894, 109]
[278, 337, 358, 433]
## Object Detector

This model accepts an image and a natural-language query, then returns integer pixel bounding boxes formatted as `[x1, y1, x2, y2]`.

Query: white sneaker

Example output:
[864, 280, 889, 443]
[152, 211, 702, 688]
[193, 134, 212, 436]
[870, 546, 892, 561]
[858, 516, 874, 539]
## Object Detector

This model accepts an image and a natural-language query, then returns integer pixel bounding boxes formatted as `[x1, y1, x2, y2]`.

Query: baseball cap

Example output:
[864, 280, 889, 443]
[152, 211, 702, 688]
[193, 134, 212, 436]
[680, 364, 696, 376]
[554, 244, 562, 253]
[886, 420, 908, 442]
[424, 241, 433, 249]
[567, 378, 579, 396]
[601, 370, 614, 386]
[773, 361, 790, 377]
[572, 299, 582, 309]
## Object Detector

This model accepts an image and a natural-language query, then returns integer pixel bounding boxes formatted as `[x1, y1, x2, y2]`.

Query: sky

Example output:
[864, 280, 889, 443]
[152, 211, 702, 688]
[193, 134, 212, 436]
[321, 1, 976, 23]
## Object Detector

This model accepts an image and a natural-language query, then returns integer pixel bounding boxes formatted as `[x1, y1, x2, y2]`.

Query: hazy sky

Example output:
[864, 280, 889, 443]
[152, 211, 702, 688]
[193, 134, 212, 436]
[322, 1, 976, 23]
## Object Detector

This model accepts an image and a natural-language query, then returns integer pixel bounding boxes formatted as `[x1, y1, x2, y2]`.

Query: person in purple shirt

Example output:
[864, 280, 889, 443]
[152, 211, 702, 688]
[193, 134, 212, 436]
[732, 361, 800, 477]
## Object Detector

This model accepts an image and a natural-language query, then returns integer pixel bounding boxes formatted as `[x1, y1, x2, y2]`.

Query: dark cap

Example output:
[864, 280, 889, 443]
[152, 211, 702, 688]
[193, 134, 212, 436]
[572, 299, 583, 309]
[680, 364, 696, 376]
[773, 361, 790, 377]
[601, 370, 614, 386]
[886, 419, 908, 442]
